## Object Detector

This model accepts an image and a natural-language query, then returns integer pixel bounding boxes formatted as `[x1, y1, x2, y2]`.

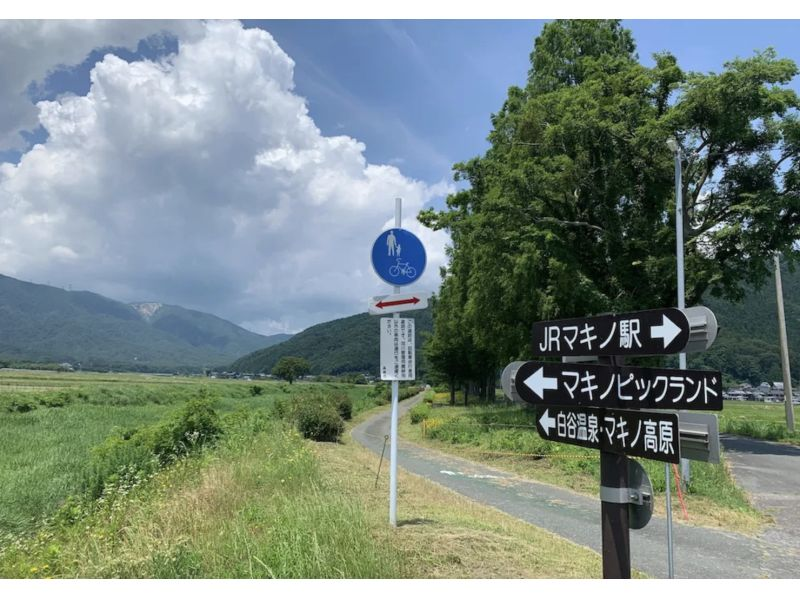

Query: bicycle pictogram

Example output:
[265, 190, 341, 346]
[389, 258, 417, 279]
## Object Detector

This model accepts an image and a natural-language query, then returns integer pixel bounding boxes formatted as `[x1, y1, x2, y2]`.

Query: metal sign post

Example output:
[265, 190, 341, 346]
[390, 198, 401, 527]
[370, 197, 426, 527]
[500, 304, 721, 578]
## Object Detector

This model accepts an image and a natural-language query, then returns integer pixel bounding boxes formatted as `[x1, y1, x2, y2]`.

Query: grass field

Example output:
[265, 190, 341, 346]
[0, 373, 612, 578]
[0, 402, 611, 578]
[401, 394, 771, 535]
[719, 400, 800, 444]
[0, 369, 378, 535]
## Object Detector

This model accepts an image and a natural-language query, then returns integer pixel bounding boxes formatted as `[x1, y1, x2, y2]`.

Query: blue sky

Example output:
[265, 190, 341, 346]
[7, 20, 799, 185]
[1, 19, 798, 334]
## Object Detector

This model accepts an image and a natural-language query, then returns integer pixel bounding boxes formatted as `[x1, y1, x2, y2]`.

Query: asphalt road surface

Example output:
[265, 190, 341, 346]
[352, 396, 798, 579]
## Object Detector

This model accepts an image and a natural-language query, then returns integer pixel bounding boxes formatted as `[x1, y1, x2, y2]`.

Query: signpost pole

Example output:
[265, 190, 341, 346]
[601, 450, 631, 578]
[599, 355, 631, 579]
[389, 197, 401, 527]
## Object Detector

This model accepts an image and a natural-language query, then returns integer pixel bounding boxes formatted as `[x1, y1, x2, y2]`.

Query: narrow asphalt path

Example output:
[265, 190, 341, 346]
[720, 435, 800, 559]
[352, 396, 797, 579]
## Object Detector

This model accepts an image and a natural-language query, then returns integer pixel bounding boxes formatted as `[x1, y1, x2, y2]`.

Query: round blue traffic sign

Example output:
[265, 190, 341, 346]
[371, 228, 426, 286]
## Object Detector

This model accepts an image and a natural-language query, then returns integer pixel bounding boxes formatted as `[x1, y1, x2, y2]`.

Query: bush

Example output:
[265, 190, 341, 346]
[330, 392, 353, 421]
[38, 391, 73, 408]
[249, 385, 264, 396]
[83, 398, 223, 499]
[409, 403, 431, 424]
[149, 399, 223, 462]
[3, 396, 38, 413]
[295, 400, 344, 442]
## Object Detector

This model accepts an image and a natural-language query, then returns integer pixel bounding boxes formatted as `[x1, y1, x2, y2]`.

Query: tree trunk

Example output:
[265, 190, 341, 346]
[449, 376, 455, 406]
[464, 384, 469, 406]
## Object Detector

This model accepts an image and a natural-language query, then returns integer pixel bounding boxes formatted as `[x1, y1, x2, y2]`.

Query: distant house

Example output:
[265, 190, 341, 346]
[58, 362, 74, 372]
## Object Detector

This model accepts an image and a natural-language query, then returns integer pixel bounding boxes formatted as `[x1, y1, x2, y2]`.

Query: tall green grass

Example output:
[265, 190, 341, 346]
[0, 417, 403, 578]
[0, 372, 374, 535]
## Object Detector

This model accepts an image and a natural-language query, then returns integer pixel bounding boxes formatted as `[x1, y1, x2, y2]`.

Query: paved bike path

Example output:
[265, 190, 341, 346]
[352, 397, 796, 579]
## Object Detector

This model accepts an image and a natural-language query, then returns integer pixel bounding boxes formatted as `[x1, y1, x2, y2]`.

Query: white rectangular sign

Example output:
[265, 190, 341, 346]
[369, 292, 429, 315]
[380, 317, 415, 381]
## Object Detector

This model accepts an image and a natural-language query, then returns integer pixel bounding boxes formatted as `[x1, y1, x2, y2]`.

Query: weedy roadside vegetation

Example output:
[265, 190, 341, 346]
[402, 394, 769, 534]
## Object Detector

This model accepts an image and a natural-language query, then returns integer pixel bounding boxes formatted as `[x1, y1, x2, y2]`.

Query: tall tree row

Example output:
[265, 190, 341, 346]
[420, 20, 800, 396]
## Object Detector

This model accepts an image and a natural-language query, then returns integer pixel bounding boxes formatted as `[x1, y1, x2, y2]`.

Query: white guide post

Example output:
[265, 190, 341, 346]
[389, 197, 401, 527]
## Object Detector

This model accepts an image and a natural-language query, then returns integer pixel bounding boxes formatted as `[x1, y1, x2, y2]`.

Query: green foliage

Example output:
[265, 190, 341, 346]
[231, 308, 433, 377]
[409, 402, 431, 424]
[249, 384, 264, 396]
[330, 392, 353, 421]
[271, 356, 311, 384]
[295, 400, 344, 443]
[420, 19, 800, 391]
[2, 396, 38, 413]
[83, 398, 222, 500]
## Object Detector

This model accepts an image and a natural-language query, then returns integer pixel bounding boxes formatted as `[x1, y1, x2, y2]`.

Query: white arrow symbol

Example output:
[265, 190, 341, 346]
[539, 408, 556, 437]
[650, 314, 682, 348]
[523, 367, 558, 400]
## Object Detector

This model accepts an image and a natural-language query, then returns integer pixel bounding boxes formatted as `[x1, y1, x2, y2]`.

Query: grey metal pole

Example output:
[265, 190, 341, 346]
[389, 197, 402, 526]
[774, 253, 796, 433]
[666, 138, 681, 579]
[665, 461, 674, 578]
[673, 143, 691, 489]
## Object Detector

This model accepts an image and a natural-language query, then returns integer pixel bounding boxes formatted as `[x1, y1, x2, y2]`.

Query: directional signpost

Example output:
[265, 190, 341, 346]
[502, 304, 721, 578]
[369, 199, 426, 527]
[531, 305, 717, 357]
[515, 361, 722, 411]
[535, 406, 680, 464]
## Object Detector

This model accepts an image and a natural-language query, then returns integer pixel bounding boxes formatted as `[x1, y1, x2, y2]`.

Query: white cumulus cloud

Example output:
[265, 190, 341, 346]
[0, 20, 451, 335]
[0, 19, 204, 150]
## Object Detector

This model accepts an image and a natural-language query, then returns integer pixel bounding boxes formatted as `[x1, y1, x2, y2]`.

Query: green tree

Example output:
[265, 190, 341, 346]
[271, 356, 310, 384]
[420, 19, 800, 375]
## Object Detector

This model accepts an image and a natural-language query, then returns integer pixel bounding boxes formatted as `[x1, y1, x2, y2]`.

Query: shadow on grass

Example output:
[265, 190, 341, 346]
[397, 518, 435, 527]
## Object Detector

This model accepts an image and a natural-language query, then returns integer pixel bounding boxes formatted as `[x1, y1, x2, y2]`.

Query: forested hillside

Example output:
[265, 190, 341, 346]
[0, 274, 288, 372]
[231, 308, 433, 376]
[695, 264, 800, 385]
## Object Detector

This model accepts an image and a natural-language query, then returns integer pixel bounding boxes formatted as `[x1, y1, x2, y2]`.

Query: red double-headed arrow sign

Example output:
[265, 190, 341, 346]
[368, 292, 429, 315]
[376, 297, 420, 309]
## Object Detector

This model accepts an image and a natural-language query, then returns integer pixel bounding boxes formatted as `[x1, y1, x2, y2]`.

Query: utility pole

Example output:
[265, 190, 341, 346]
[774, 253, 795, 433]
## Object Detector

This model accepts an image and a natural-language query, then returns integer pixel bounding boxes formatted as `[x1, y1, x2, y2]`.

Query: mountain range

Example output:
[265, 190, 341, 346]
[0, 274, 289, 372]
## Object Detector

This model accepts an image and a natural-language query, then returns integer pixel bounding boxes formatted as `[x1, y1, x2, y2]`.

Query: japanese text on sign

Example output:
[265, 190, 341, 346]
[536, 406, 680, 463]
[531, 308, 690, 357]
[515, 361, 722, 411]
[380, 317, 415, 381]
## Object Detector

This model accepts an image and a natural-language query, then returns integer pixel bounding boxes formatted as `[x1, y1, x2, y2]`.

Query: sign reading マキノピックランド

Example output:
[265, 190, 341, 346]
[536, 405, 680, 464]
[514, 360, 722, 411]
[531, 308, 693, 357]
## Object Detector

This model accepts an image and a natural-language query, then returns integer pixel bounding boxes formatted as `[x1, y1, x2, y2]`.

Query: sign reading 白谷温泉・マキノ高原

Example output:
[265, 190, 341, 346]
[535, 405, 680, 464]
[371, 228, 426, 286]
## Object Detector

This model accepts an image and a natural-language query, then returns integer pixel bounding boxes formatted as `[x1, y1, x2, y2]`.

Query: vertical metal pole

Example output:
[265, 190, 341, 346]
[601, 451, 631, 578]
[389, 197, 402, 526]
[665, 461, 674, 578]
[674, 146, 691, 488]
[774, 253, 796, 433]
[667, 141, 681, 579]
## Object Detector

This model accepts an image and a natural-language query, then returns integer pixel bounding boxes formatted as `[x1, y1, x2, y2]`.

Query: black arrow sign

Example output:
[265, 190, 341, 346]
[514, 361, 722, 411]
[536, 405, 680, 464]
[531, 308, 691, 357]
